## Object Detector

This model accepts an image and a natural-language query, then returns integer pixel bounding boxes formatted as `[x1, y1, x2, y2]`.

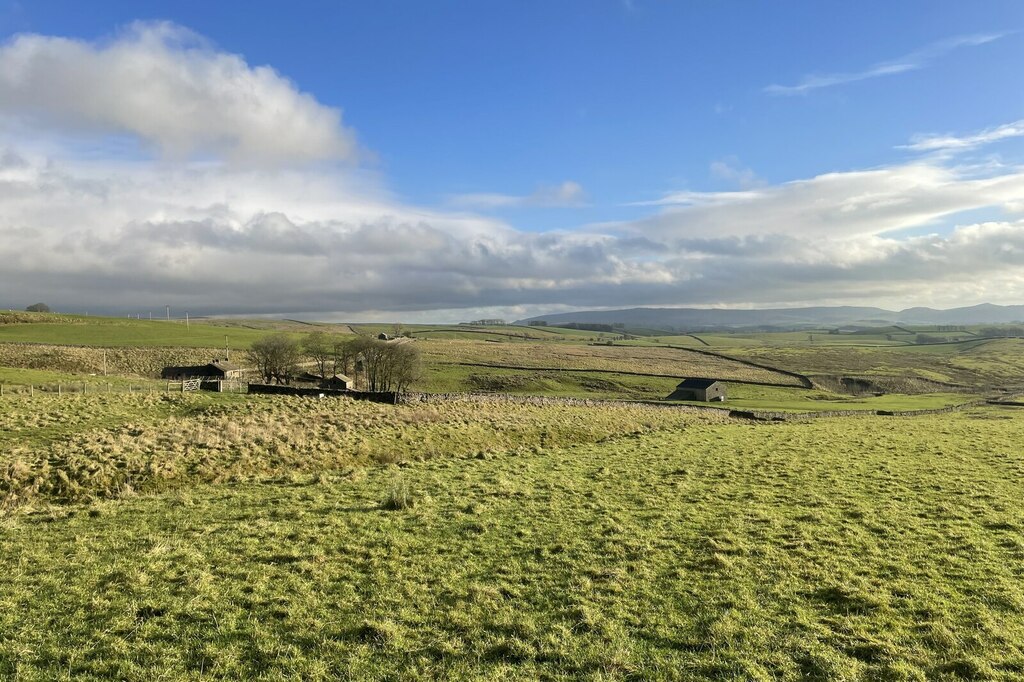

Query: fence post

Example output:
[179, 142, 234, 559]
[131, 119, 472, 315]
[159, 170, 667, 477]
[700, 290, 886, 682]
[83, 382, 87, 395]
[29, 384, 33, 397]
[0, 384, 3, 397]
[58, 383, 61, 396]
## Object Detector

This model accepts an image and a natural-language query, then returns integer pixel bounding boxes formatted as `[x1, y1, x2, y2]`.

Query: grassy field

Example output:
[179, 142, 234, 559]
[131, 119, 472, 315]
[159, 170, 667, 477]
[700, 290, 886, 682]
[703, 384, 978, 413]
[718, 338, 1024, 387]
[0, 393, 704, 507]
[0, 314, 293, 349]
[0, 367, 166, 394]
[1, 311, 1021, 679]
[3, 312, 1017, 412]
[0, 343, 246, 379]
[420, 340, 805, 387]
[417, 364, 682, 400]
[1, 398, 1023, 679]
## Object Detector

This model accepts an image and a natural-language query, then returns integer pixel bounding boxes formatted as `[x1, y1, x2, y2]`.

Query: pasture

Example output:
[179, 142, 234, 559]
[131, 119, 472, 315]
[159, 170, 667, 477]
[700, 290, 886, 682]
[1, 394, 1023, 679]
[2, 312, 1023, 679]
[0, 314, 287, 349]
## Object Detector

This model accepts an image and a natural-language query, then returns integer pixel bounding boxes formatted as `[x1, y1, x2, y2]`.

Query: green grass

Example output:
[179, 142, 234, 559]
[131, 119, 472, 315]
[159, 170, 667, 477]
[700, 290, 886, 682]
[0, 393, 701, 507]
[698, 384, 978, 413]
[0, 315, 290, 349]
[0, 367, 166, 393]
[1, 405, 1023, 679]
[418, 364, 681, 399]
[712, 338, 1024, 387]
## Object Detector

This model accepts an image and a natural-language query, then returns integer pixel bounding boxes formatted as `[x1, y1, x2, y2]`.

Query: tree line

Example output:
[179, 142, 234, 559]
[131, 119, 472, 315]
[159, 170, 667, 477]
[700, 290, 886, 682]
[246, 331, 421, 392]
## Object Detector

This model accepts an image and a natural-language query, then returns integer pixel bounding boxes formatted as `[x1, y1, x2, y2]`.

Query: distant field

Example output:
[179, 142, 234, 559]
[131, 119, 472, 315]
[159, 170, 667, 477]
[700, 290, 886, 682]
[418, 364, 682, 400]
[2, 399, 1022, 678]
[2, 313, 1017, 409]
[700, 384, 978, 413]
[420, 340, 806, 386]
[350, 323, 618, 342]
[720, 338, 1024, 387]
[0, 315, 286, 349]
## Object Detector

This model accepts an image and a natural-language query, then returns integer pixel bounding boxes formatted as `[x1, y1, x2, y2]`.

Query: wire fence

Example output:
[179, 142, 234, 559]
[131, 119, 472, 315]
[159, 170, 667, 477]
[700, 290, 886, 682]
[0, 379, 247, 397]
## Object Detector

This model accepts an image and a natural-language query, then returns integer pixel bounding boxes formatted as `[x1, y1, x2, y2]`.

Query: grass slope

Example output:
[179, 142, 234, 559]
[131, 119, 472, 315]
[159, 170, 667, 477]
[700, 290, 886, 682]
[1, 407, 1022, 679]
[0, 316, 286, 349]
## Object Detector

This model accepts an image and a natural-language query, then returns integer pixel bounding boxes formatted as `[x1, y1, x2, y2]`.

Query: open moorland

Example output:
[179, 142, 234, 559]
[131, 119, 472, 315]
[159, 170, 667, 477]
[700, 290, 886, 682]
[1, 312, 1023, 679]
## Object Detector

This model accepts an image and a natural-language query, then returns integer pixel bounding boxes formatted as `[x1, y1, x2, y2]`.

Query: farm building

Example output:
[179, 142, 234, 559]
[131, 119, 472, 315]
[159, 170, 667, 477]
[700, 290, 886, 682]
[297, 372, 353, 390]
[322, 374, 353, 390]
[161, 359, 243, 381]
[666, 378, 726, 402]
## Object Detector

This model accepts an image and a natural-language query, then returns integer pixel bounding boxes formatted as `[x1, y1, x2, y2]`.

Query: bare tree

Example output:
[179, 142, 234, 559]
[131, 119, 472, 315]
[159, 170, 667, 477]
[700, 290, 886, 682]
[388, 342, 422, 392]
[347, 338, 421, 392]
[302, 331, 332, 379]
[247, 334, 302, 384]
[333, 338, 360, 378]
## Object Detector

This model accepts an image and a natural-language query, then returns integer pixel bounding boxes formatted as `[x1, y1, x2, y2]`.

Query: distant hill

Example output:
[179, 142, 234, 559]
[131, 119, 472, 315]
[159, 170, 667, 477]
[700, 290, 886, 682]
[516, 304, 1024, 331]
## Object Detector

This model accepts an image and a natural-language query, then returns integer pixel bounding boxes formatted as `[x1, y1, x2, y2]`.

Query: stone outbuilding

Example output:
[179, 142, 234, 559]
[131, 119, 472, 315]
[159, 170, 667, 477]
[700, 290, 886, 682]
[161, 359, 243, 381]
[322, 374, 353, 390]
[666, 378, 726, 402]
[297, 372, 354, 390]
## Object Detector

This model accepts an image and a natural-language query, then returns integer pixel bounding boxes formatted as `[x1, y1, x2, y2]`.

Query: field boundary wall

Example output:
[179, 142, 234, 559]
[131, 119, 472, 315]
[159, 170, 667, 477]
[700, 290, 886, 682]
[439, 361, 809, 390]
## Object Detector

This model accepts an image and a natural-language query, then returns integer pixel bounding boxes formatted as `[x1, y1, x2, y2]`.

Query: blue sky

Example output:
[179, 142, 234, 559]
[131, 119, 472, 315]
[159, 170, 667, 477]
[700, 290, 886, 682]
[0, 1, 1022, 320]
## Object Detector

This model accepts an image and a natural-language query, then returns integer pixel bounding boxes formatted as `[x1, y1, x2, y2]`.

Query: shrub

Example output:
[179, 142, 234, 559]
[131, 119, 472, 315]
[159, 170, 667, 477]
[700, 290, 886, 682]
[381, 477, 417, 510]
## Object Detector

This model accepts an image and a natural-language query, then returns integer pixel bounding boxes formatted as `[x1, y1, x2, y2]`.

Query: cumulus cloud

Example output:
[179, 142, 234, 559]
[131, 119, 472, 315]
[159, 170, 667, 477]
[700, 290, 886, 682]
[449, 180, 586, 209]
[2, 146, 1024, 317]
[902, 119, 1024, 153]
[0, 21, 357, 164]
[765, 32, 1005, 95]
[1, 24, 1023, 319]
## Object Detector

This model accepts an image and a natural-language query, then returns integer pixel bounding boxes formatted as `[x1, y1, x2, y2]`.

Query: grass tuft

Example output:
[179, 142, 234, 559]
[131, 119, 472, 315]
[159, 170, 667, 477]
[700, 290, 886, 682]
[381, 477, 418, 510]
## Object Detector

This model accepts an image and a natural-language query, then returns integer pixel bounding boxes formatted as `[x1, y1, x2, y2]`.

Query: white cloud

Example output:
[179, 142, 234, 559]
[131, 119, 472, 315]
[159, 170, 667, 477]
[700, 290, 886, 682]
[0, 21, 357, 164]
[449, 180, 586, 209]
[710, 157, 763, 189]
[1, 24, 1024, 318]
[631, 163, 1024, 239]
[902, 119, 1024, 153]
[2, 146, 1024, 316]
[765, 32, 1005, 95]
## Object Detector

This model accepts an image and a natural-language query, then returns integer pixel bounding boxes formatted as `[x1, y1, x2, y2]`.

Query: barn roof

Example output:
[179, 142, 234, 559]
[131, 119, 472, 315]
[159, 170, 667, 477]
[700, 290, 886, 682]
[674, 378, 720, 389]
[160, 360, 240, 379]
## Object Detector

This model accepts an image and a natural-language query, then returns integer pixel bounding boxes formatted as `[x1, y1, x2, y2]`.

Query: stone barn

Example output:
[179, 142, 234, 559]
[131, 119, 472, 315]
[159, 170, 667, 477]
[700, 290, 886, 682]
[297, 372, 353, 390]
[322, 374, 353, 390]
[161, 359, 243, 381]
[666, 378, 726, 402]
